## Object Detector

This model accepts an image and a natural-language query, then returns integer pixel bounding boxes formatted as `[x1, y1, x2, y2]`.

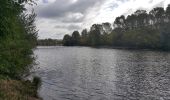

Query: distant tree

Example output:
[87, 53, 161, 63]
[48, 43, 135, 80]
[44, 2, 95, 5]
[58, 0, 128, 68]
[126, 14, 137, 29]
[114, 15, 126, 29]
[63, 34, 72, 46]
[71, 31, 80, 46]
[134, 10, 148, 28]
[81, 29, 88, 45]
[89, 24, 103, 46]
[37, 39, 62, 46]
[62, 4, 170, 50]
[149, 7, 165, 29]
[160, 6, 170, 50]
[166, 4, 170, 21]
[102, 22, 112, 34]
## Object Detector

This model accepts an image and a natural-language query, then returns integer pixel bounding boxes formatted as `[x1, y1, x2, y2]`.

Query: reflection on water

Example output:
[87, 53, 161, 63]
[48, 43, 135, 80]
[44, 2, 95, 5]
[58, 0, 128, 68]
[33, 46, 170, 100]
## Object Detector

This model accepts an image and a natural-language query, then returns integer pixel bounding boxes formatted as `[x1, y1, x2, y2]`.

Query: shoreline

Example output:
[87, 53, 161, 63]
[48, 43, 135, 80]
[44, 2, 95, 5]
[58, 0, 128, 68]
[36, 45, 170, 52]
[0, 77, 42, 100]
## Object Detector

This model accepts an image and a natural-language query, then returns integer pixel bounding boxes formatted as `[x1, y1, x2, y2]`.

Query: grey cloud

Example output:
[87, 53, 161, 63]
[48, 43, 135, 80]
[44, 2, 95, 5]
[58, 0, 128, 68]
[149, 0, 153, 4]
[36, 0, 106, 25]
[61, 13, 85, 23]
[122, 9, 134, 16]
[62, 17, 84, 23]
[54, 25, 66, 29]
[107, 3, 119, 10]
[37, 0, 104, 18]
[152, 1, 165, 8]
[42, 0, 48, 3]
[36, 0, 129, 24]
[55, 24, 81, 31]
[67, 24, 81, 31]
[37, 0, 70, 18]
[117, 0, 130, 3]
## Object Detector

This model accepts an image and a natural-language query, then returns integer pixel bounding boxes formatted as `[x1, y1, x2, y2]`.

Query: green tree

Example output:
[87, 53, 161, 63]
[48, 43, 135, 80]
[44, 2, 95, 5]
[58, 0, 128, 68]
[80, 29, 88, 45]
[62, 4, 170, 50]
[149, 7, 165, 29]
[63, 34, 72, 46]
[166, 4, 170, 21]
[134, 10, 148, 28]
[89, 24, 103, 46]
[114, 15, 126, 29]
[102, 22, 112, 34]
[71, 31, 81, 46]
[0, 0, 37, 78]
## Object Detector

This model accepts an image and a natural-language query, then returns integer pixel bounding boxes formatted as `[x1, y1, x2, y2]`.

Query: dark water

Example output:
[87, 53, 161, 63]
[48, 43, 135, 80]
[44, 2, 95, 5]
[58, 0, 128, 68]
[33, 46, 170, 100]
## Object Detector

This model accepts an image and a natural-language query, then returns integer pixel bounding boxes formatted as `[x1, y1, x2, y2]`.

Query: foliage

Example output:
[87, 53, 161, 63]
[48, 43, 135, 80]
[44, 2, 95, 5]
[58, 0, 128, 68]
[63, 5, 170, 50]
[37, 39, 62, 46]
[0, 0, 37, 79]
[63, 34, 72, 46]
[71, 31, 81, 46]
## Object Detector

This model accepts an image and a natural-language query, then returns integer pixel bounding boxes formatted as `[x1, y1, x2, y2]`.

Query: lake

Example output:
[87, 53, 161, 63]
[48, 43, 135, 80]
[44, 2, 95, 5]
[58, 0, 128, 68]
[33, 46, 170, 100]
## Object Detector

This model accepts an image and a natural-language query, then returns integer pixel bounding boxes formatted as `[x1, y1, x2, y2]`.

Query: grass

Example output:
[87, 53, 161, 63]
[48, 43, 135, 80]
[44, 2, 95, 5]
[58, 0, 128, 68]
[0, 77, 42, 100]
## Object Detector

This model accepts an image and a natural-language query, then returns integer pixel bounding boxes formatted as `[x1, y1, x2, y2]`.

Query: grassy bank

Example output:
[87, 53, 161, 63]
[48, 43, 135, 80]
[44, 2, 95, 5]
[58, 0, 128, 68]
[0, 77, 41, 100]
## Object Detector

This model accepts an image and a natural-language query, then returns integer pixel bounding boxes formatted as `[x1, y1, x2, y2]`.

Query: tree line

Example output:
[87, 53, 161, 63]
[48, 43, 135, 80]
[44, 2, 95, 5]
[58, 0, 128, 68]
[0, 0, 37, 79]
[63, 5, 170, 50]
[37, 39, 62, 46]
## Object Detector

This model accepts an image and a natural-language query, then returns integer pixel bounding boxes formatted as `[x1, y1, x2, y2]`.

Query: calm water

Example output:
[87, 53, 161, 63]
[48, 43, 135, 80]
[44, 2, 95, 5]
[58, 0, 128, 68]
[33, 46, 170, 100]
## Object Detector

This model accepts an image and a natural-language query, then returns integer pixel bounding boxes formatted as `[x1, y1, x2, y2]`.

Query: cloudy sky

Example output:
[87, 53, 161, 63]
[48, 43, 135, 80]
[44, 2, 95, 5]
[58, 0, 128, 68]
[30, 0, 170, 39]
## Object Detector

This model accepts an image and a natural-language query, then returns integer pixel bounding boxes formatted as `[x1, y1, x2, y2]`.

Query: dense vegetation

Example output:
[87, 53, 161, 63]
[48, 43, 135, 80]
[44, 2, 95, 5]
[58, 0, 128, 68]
[37, 39, 62, 46]
[0, 0, 39, 99]
[63, 5, 170, 50]
[0, 0, 37, 79]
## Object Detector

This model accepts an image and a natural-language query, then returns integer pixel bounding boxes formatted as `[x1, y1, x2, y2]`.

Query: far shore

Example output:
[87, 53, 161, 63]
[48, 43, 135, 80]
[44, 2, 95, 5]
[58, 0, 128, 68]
[36, 45, 170, 52]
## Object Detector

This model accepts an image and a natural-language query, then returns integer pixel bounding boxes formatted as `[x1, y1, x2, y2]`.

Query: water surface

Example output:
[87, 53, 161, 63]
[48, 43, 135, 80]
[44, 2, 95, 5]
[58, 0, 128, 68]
[33, 46, 170, 100]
